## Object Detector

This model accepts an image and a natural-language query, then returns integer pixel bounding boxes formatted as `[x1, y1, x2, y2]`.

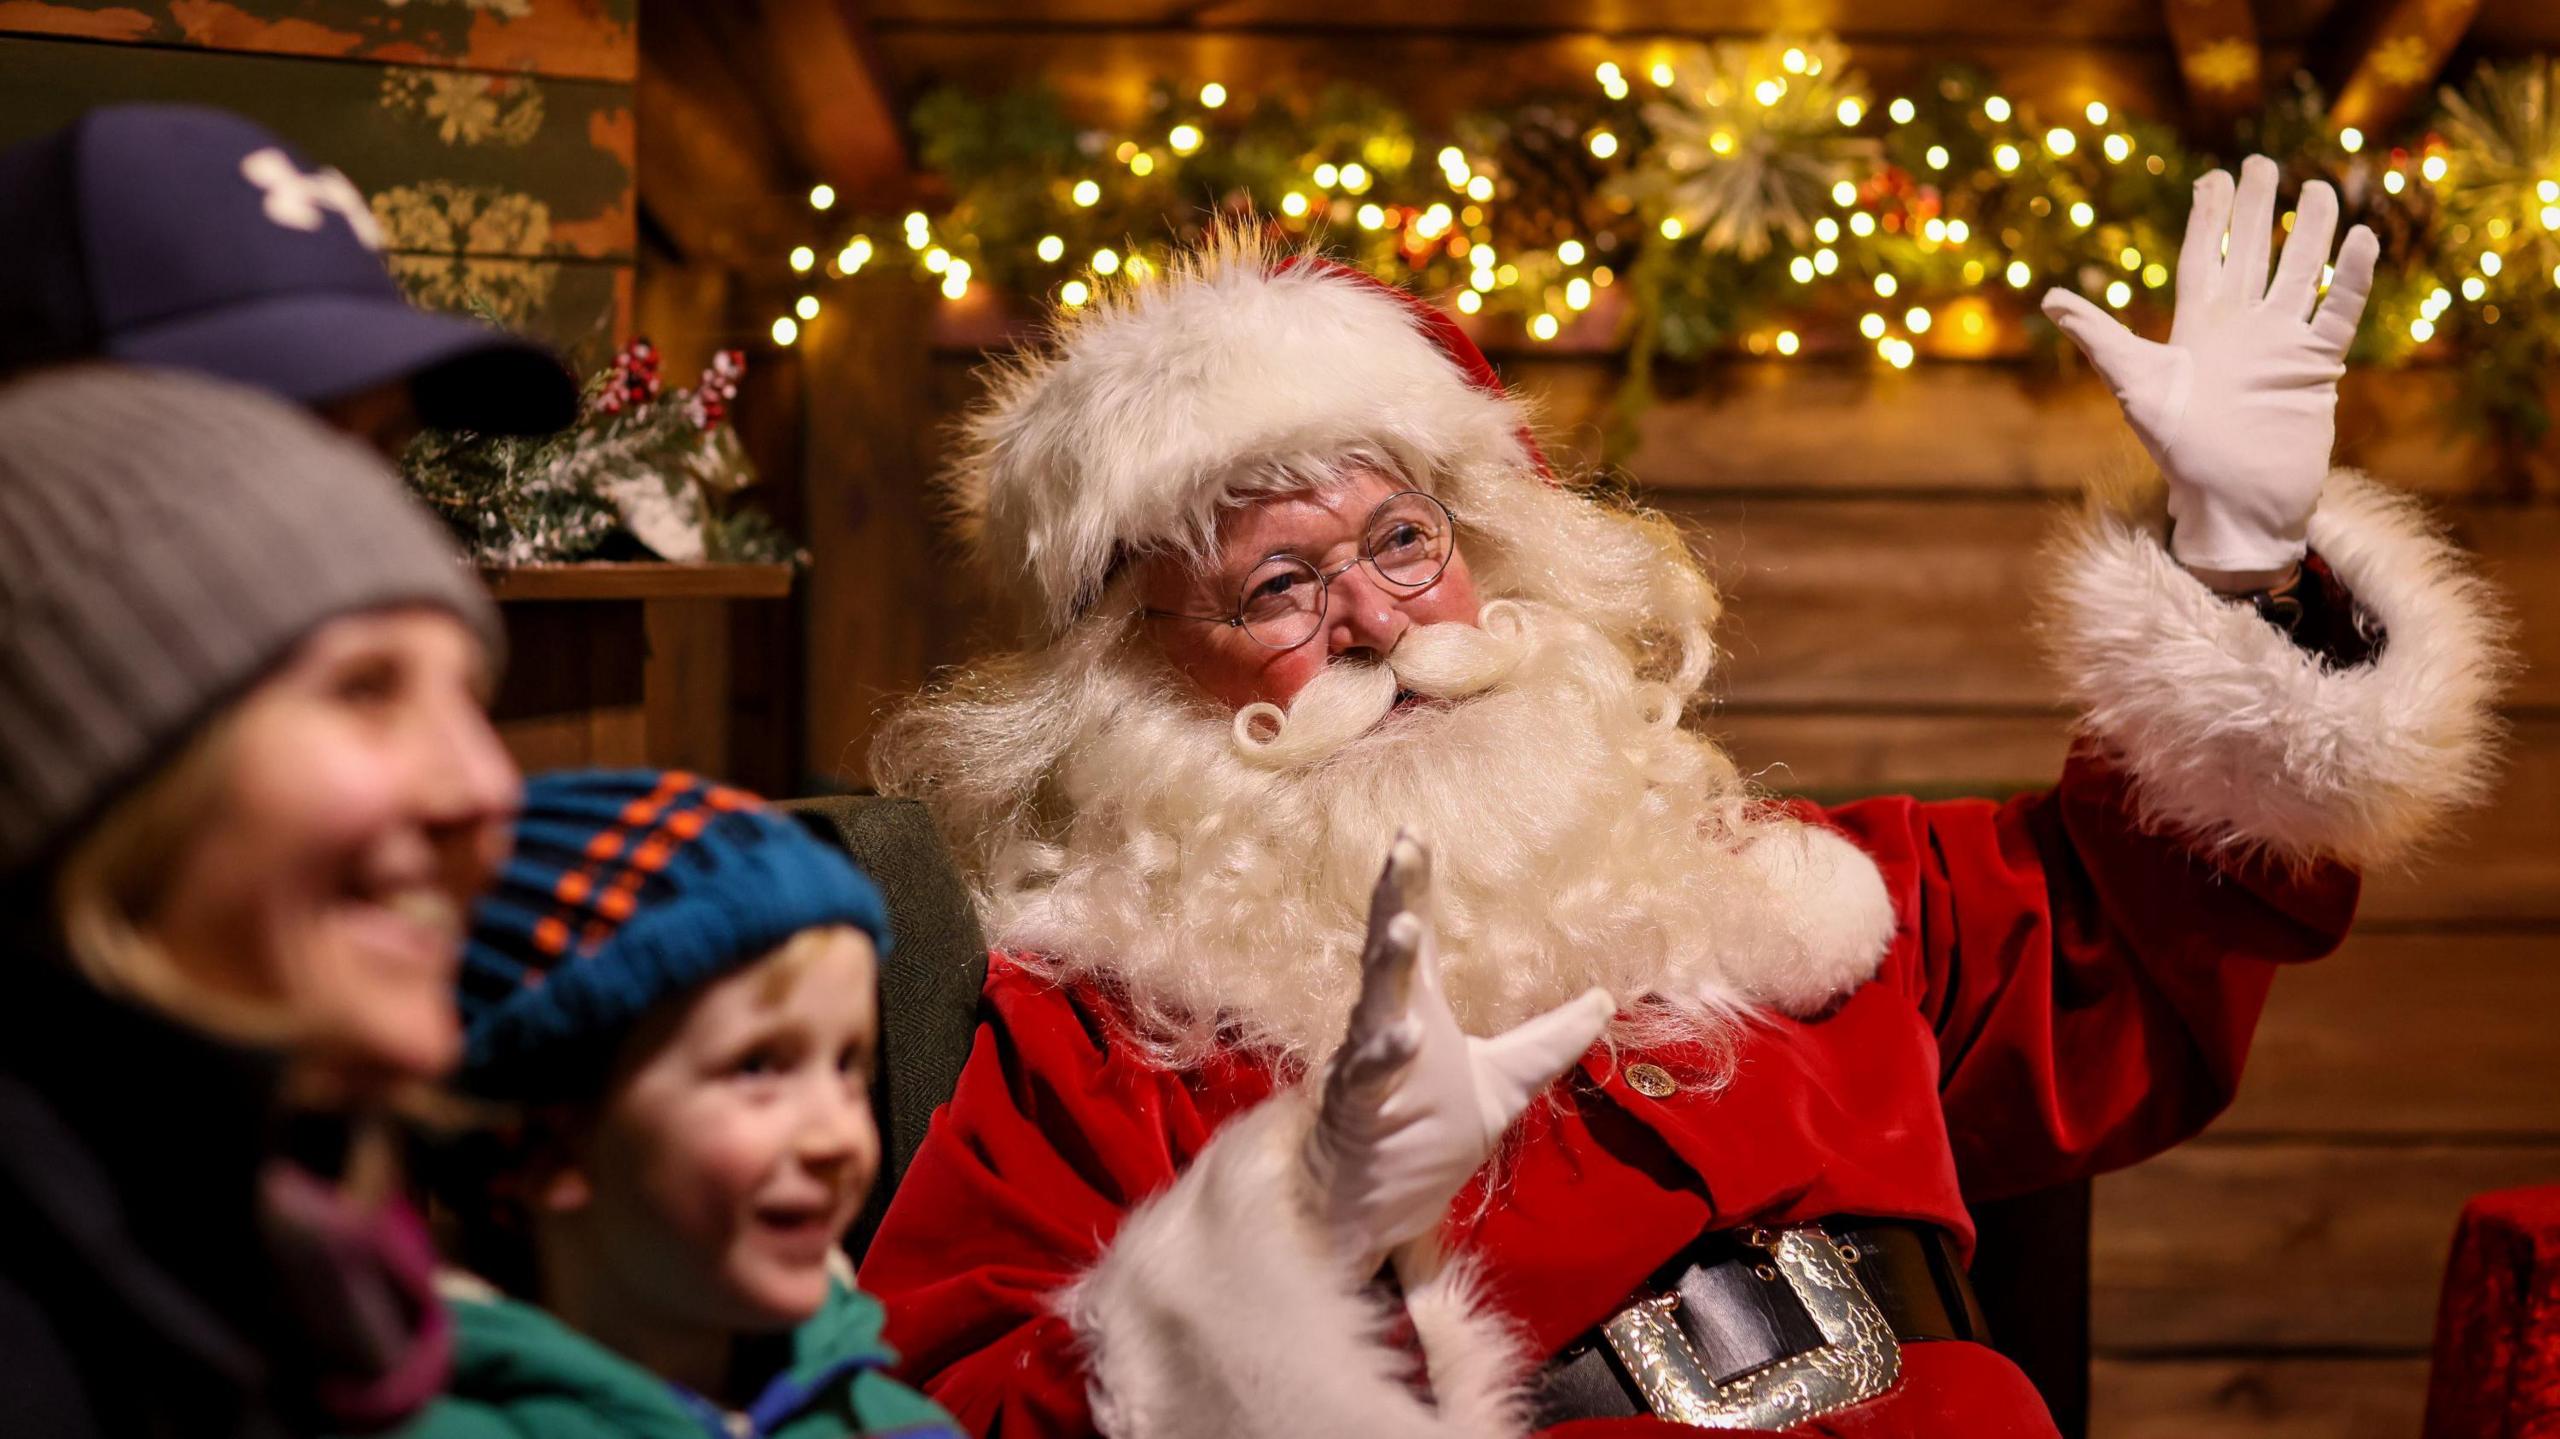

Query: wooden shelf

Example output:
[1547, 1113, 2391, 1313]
[480, 562, 794, 603]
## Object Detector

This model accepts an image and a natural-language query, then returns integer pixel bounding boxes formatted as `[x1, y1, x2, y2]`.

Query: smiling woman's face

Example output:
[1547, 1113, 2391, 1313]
[143, 607, 520, 1099]
[1136, 467, 1483, 711]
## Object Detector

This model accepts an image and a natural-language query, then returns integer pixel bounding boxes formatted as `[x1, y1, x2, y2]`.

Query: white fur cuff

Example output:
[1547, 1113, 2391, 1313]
[1061, 1092, 1530, 1439]
[2047, 469, 2511, 869]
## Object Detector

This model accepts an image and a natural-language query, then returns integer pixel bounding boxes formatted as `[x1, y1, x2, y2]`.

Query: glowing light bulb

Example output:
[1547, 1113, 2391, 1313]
[1595, 62, 1621, 86]
[1790, 256, 1815, 283]
[1313, 163, 1339, 189]
[1783, 47, 1808, 74]
[2410, 316, 2435, 342]
[771, 316, 799, 345]
[2544, 204, 2560, 231]
[2482, 251, 2504, 276]
[1873, 273, 1898, 297]
[1833, 180, 1858, 207]
[1905, 306, 1932, 333]
[1199, 82, 1228, 108]
[1340, 163, 1371, 193]
[1848, 212, 1876, 237]
[836, 243, 867, 273]
[1889, 97, 1916, 124]
[1530, 313, 1561, 341]
[1467, 175, 1495, 202]
[1169, 124, 1203, 155]
[1925, 144, 1950, 170]
[2120, 246, 2141, 270]
[2105, 280, 2132, 308]
[1776, 330, 1800, 355]
[2541, 179, 2560, 203]
[2339, 126, 2364, 153]
[1923, 217, 1947, 243]
[1753, 79, 1784, 106]
[1456, 289, 1482, 314]
[808, 184, 836, 211]
[1659, 216, 1686, 240]
[1588, 130, 1619, 159]
[790, 246, 815, 272]
[1650, 61, 1674, 87]
[1947, 220, 1970, 243]
[2045, 127, 2076, 156]
[1814, 247, 1838, 275]
[1558, 239, 1586, 265]
[2143, 262, 2168, 288]
[2069, 201, 2095, 227]
[1037, 234, 1065, 262]
[1993, 143, 2021, 172]
[941, 273, 968, 300]
[1280, 191, 1309, 218]
[2006, 260, 2032, 288]
[1566, 277, 1592, 309]
[923, 246, 949, 273]
[1985, 96, 2012, 122]
[2462, 275, 2486, 300]
[2104, 133, 2132, 163]
[2085, 101, 2109, 125]
[2422, 155, 2449, 182]
[2384, 169, 2406, 194]
[1092, 248, 1121, 275]
[1859, 312, 1887, 339]
[1814, 217, 1839, 243]
[1838, 99, 1864, 126]
[1072, 179, 1101, 206]
[1130, 153, 1155, 176]
[1356, 203, 1385, 230]
[1061, 279, 1091, 307]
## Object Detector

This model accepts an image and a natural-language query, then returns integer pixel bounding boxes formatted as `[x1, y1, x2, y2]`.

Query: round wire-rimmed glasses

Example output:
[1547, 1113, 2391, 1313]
[1143, 489, 1459, 651]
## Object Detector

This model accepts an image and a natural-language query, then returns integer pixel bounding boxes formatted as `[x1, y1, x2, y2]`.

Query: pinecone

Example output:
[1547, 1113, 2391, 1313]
[1478, 100, 1625, 255]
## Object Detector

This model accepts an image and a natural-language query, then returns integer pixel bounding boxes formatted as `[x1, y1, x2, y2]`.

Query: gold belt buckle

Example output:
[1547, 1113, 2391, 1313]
[1598, 1224, 1901, 1429]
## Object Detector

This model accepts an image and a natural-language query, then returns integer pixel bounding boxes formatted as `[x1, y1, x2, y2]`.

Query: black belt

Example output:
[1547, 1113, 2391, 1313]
[1532, 1219, 1988, 1427]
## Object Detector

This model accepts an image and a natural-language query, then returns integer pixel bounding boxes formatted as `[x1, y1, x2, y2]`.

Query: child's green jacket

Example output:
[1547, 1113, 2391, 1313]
[392, 1276, 963, 1439]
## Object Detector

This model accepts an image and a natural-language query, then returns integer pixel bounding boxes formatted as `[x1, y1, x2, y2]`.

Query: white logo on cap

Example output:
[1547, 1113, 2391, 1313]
[239, 147, 385, 252]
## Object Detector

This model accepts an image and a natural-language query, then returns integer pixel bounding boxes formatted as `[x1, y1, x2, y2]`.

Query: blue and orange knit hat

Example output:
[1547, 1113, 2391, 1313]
[458, 769, 891, 1100]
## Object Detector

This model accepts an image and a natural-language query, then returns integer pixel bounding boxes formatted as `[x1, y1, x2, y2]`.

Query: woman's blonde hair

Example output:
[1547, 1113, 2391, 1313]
[49, 711, 301, 1047]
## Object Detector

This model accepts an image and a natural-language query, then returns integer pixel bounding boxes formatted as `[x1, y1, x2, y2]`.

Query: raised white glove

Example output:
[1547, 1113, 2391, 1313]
[2042, 154, 2380, 574]
[1303, 834, 1614, 1273]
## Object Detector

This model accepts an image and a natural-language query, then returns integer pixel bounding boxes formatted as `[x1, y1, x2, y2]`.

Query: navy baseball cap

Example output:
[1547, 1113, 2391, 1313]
[0, 104, 577, 435]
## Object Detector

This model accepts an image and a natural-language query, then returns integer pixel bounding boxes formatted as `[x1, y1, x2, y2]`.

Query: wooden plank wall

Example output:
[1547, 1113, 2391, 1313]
[866, 7, 2558, 1436]
[0, 0, 636, 372]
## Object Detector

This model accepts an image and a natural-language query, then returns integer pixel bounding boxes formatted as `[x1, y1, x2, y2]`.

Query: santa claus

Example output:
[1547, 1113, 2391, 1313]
[858, 156, 2509, 1436]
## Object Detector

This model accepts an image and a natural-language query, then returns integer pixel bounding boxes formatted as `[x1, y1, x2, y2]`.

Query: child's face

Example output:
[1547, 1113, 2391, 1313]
[564, 928, 881, 1334]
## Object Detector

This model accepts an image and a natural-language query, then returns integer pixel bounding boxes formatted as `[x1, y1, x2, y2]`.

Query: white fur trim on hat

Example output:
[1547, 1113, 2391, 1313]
[2046, 469, 2512, 869]
[950, 230, 1537, 635]
[1061, 1089, 1531, 1439]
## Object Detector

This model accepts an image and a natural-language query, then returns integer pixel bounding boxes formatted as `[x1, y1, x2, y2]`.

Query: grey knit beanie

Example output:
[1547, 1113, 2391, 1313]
[0, 365, 500, 876]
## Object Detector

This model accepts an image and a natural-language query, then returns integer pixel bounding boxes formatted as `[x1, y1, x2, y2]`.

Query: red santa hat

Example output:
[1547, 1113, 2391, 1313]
[950, 227, 1551, 636]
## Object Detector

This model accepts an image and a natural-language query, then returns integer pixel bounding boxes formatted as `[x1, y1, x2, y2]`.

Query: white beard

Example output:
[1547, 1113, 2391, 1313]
[986, 600, 1897, 1068]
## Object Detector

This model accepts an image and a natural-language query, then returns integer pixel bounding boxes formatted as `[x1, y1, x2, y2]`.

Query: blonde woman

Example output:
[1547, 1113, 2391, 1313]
[0, 367, 520, 1437]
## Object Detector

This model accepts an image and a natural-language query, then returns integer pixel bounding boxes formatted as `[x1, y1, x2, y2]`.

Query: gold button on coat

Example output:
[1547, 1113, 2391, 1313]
[1626, 1062, 1677, 1098]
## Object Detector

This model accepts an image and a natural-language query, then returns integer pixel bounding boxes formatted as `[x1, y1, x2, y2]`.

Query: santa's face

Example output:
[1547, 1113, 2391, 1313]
[1137, 469, 1483, 711]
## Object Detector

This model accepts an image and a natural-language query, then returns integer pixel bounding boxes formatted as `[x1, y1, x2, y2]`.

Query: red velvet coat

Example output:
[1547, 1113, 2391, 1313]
[860, 749, 2362, 1437]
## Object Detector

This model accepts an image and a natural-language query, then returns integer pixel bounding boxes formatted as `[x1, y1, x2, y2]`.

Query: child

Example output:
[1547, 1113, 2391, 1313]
[408, 768, 961, 1439]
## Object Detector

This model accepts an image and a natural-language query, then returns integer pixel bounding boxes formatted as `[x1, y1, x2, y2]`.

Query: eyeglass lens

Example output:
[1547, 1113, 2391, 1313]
[1236, 491, 1454, 649]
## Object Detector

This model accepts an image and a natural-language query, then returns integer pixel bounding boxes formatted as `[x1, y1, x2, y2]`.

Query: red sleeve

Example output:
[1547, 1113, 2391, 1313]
[1821, 745, 2361, 1203]
[857, 960, 1276, 1438]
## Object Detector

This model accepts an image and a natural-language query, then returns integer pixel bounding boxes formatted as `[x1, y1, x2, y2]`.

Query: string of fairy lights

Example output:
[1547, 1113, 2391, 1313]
[759, 37, 2557, 381]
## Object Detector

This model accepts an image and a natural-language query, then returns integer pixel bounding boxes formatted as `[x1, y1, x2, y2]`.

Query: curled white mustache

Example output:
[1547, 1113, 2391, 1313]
[1230, 600, 1533, 770]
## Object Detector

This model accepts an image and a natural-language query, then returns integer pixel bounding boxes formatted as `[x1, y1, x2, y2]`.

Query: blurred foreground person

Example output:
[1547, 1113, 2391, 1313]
[0, 368, 520, 1437]
[860, 160, 2509, 1436]
[0, 104, 576, 455]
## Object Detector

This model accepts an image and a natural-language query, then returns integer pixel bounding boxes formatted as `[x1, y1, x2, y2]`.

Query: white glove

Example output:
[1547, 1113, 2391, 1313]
[2042, 154, 2380, 574]
[1303, 834, 1614, 1273]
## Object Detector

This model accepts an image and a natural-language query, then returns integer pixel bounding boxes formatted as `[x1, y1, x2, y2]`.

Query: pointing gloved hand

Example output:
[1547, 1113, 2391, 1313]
[2042, 154, 2380, 576]
[1303, 834, 1614, 1275]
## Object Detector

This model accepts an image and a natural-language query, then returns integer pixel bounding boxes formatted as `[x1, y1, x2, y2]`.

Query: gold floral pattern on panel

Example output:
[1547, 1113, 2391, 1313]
[387, 255, 558, 328]
[379, 68, 546, 147]
[371, 182, 554, 257]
